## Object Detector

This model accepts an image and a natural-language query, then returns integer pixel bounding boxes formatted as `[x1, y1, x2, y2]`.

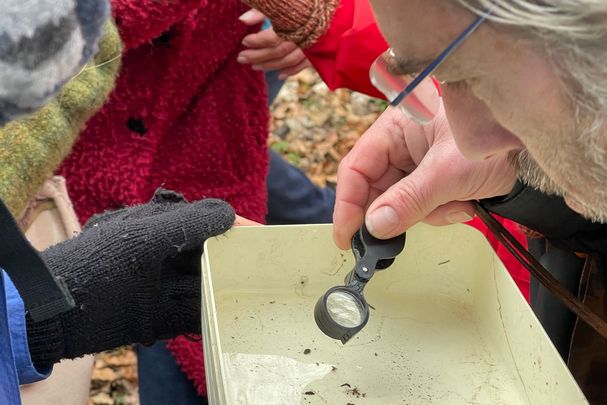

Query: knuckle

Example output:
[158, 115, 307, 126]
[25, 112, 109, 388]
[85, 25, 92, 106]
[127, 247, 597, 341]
[337, 154, 354, 177]
[267, 33, 282, 47]
[391, 181, 430, 219]
[284, 51, 303, 66]
[276, 41, 295, 56]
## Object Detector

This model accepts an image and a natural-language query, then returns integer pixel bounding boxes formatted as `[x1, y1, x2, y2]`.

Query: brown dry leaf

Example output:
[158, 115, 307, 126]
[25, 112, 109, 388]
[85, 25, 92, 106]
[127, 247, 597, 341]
[102, 349, 137, 367]
[90, 347, 139, 404]
[92, 367, 118, 382]
[120, 365, 139, 383]
[88, 392, 114, 405]
[269, 69, 384, 187]
[325, 175, 338, 185]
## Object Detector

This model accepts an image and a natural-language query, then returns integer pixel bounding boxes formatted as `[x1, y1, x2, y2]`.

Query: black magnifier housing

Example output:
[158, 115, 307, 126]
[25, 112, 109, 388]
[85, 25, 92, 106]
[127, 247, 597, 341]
[314, 225, 406, 343]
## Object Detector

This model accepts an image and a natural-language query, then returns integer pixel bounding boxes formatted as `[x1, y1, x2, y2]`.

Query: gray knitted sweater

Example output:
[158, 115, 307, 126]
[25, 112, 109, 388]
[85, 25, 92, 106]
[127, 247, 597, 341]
[0, 0, 109, 124]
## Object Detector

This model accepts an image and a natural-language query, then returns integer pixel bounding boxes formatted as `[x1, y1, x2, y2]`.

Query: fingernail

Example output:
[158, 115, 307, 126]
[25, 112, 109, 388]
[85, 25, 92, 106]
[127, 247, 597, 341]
[446, 211, 473, 224]
[251, 65, 262, 71]
[366, 206, 399, 237]
[239, 9, 256, 22]
[237, 55, 248, 64]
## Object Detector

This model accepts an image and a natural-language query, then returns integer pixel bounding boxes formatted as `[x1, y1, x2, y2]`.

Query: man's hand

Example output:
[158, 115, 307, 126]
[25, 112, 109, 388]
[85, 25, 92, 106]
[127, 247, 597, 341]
[333, 104, 518, 249]
[238, 9, 311, 80]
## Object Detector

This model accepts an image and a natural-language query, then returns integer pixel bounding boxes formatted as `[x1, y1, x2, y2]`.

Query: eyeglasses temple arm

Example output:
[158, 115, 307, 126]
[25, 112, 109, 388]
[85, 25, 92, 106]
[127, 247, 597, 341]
[391, 11, 490, 107]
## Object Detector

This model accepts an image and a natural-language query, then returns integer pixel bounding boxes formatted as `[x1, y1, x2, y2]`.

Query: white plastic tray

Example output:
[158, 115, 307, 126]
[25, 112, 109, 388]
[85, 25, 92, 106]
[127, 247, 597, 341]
[201, 224, 587, 404]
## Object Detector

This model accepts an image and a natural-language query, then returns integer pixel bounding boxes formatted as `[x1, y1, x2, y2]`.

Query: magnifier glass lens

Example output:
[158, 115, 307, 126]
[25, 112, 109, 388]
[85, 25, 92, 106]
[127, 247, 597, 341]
[326, 290, 365, 328]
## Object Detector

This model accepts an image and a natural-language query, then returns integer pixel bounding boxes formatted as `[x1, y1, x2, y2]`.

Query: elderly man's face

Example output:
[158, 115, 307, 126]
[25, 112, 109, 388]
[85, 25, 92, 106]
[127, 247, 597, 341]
[370, 0, 607, 220]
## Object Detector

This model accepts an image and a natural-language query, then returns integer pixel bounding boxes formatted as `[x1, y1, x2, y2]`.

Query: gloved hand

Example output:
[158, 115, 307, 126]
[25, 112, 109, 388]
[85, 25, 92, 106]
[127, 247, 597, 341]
[240, 0, 339, 48]
[26, 189, 235, 368]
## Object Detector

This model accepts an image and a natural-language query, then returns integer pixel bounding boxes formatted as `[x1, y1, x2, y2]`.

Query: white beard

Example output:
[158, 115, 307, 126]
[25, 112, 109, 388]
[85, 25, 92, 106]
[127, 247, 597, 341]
[510, 149, 607, 223]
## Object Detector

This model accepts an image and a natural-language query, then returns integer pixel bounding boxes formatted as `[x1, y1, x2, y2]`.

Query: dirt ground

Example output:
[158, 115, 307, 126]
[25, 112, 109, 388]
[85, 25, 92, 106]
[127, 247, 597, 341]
[88, 69, 384, 405]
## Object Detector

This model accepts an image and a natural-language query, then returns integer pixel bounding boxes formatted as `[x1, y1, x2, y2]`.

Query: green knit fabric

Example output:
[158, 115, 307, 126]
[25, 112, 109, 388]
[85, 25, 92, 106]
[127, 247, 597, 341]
[0, 21, 122, 217]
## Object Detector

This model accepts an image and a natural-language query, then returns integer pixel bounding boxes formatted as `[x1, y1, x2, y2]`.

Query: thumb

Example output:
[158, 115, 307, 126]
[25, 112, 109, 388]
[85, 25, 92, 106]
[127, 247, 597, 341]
[144, 199, 235, 259]
[239, 8, 267, 26]
[364, 159, 471, 239]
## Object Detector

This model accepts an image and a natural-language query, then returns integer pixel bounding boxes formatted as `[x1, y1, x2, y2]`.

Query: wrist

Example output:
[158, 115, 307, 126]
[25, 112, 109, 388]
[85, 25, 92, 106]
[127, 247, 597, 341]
[26, 315, 65, 369]
[246, 0, 339, 48]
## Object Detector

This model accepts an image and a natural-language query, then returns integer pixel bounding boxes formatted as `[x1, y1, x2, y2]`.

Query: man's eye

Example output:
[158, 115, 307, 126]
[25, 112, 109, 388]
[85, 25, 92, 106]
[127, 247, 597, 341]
[432, 71, 453, 84]
[440, 78, 477, 89]
[440, 80, 470, 93]
[439, 78, 458, 86]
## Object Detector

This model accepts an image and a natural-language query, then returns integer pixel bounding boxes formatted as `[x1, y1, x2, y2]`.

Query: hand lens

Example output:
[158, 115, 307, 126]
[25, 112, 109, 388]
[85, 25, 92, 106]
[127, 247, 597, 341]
[314, 225, 406, 343]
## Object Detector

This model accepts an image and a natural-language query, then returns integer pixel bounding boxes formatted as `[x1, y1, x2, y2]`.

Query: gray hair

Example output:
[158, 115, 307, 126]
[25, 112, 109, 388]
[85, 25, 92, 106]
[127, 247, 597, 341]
[456, 1, 607, 118]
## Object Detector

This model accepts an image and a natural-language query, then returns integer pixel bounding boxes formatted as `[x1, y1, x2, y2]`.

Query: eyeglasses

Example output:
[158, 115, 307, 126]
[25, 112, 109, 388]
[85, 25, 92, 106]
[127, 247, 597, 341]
[369, 10, 607, 340]
[370, 10, 491, 124]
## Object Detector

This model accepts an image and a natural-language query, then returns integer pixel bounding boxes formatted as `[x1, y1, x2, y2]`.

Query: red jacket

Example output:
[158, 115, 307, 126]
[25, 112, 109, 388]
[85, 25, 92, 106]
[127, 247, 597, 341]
[58, 0, 269, 395]
[305, 0, 386, 98]
[304, 0, 530, 299]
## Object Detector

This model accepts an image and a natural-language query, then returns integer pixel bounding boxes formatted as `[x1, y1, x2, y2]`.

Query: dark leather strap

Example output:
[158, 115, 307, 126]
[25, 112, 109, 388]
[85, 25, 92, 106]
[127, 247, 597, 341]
[0, 198, 74, 321]
[475, 202, 607, 341]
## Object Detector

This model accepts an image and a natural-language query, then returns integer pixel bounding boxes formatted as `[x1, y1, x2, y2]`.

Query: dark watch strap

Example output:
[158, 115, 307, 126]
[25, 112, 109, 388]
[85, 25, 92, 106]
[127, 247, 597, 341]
[0, 198, 74, 321]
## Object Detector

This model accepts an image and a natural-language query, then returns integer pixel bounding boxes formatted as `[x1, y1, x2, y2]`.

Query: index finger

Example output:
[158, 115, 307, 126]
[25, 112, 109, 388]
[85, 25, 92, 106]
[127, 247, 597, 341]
[333, 108, 412, 249]
[238, 41, 298, 66]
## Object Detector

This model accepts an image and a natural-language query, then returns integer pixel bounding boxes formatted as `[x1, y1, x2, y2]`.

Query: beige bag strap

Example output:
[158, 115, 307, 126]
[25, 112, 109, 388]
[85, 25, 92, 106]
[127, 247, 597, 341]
[19, 177, 94, 405]
[20, 176, 81, 239]
[0, 178, 75, 322]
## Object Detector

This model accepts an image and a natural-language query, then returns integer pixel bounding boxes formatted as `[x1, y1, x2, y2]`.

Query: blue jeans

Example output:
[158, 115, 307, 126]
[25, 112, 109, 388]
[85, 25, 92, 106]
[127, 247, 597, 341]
[265, 69, 284, 105]
[266, 149, 335, 224]
[137, 342, 206, 405]
[264, 69, 335, 224]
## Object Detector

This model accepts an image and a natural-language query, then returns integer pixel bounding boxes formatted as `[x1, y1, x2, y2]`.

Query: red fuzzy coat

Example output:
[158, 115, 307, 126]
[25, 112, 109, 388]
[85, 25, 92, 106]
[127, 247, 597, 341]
[58, 0, 269, 395]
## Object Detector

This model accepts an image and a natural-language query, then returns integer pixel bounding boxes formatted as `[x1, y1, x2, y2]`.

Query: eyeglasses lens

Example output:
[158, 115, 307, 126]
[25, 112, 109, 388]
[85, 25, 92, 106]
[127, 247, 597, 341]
[370, 50, 440, 125]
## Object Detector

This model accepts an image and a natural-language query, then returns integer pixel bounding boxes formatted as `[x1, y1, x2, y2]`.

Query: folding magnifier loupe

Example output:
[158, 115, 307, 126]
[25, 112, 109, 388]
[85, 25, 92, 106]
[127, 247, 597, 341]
[314, 225, 406, 343]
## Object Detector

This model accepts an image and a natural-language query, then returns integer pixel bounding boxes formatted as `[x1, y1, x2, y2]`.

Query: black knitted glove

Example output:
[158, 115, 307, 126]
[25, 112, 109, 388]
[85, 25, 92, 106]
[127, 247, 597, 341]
[26, 189, 235, 368]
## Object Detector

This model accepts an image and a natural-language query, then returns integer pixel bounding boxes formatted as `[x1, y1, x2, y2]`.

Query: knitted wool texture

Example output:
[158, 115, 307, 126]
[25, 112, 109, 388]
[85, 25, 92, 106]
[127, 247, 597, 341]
[0, 0, 110, 123]
[243, 0, 339, 48]
[0, 22, 122, 217]
[58, 0, 269, 395]
[27, 190, 235, 369]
